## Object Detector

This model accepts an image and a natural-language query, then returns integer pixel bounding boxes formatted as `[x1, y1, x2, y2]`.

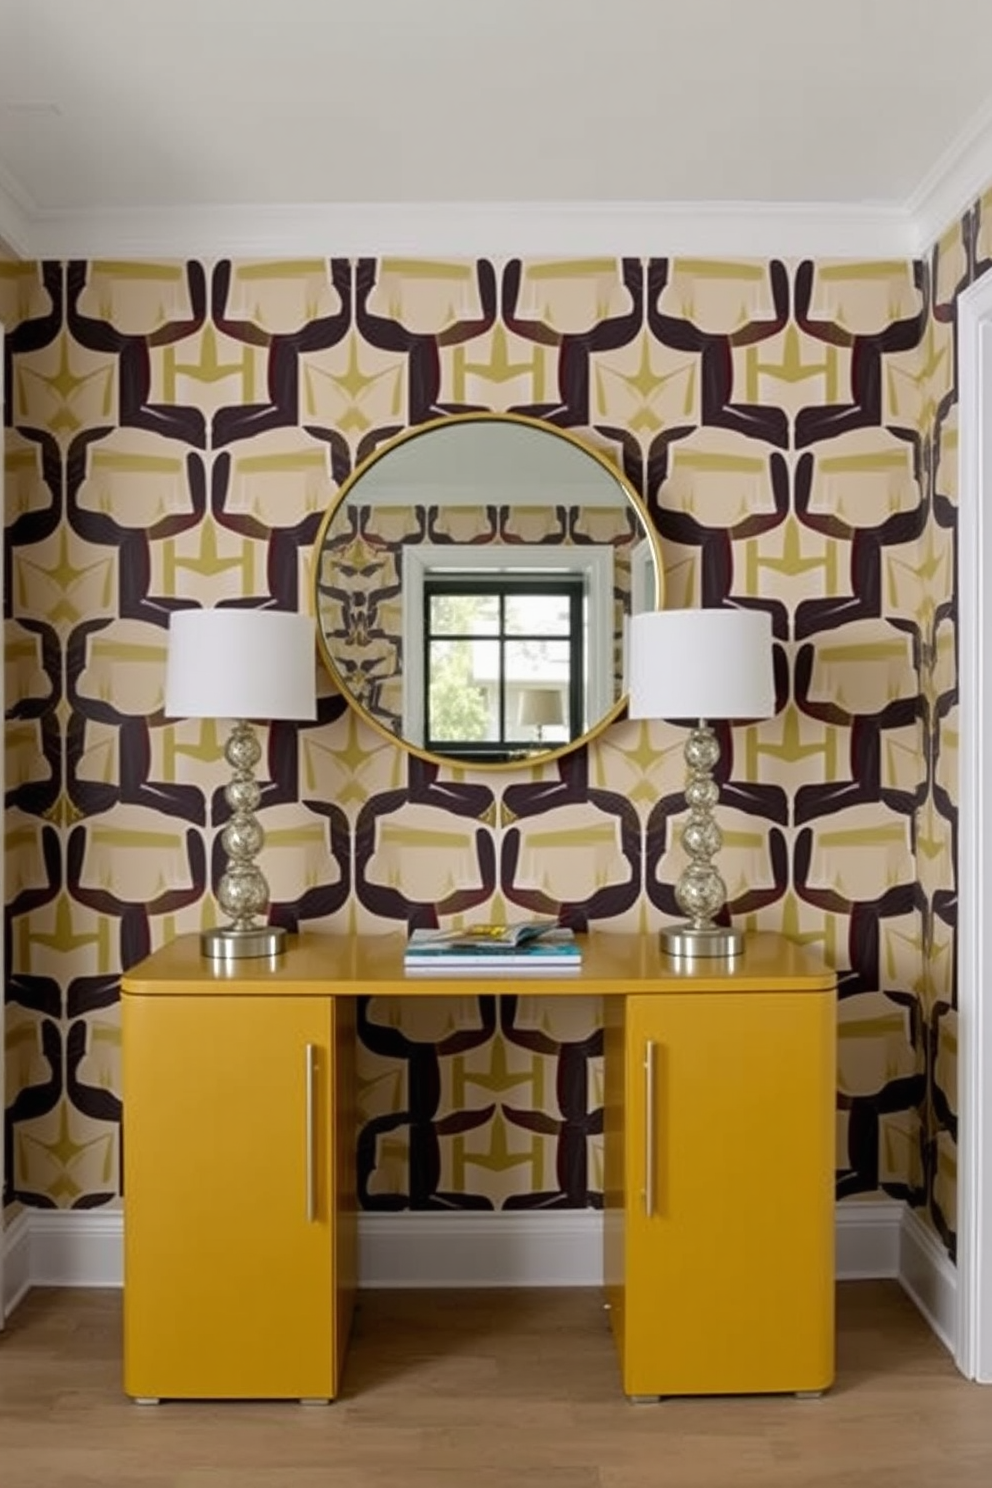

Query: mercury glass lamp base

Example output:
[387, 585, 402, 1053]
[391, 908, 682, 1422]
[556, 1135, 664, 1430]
[200, 925, 287, 962]
[660, 923, 743, 959]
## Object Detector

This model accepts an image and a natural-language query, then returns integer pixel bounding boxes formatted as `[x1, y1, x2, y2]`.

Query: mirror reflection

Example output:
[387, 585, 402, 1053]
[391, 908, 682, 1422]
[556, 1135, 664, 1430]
[313, 413, 661, 767]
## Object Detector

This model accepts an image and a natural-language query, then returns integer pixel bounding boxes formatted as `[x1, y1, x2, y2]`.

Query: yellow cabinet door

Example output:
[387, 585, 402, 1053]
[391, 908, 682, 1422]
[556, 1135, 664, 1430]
[123, 992, 340, 1400]
[621, 989, 836, 1397]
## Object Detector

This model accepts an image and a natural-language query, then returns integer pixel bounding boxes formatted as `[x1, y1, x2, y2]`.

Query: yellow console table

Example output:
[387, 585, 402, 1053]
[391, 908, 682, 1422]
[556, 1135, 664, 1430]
[120, 931, 836, 1403]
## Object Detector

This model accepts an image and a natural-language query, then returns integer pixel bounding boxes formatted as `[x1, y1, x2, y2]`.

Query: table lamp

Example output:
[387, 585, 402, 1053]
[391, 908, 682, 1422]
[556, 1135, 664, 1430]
[165, 607, 317, 962]
[518, 687, 565, 743]
[627, 608, 775, 958]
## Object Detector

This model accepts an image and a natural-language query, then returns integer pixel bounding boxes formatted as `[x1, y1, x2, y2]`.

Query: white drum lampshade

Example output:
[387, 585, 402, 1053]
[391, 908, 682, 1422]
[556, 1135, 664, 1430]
[628, 608, 775, 724]
[165, 608, 317, 722]
[627, 608, 775, 958]
[164, 608, 317, 961]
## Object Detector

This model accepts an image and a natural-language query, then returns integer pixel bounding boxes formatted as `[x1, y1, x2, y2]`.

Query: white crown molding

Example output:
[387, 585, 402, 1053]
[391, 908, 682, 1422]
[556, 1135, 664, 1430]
[0, 161, 34, 260]
[907, 95, 992, 255]
[5, 93, 992, 264]
[3, 196, 916, 264]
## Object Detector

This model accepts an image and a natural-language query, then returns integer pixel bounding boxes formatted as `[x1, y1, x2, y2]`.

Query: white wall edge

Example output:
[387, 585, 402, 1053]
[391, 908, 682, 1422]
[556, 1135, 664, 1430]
[955, 270, 992, 1384]
[1, 1210, 32, 1322]
[4, 1197, 911, 1297]
[898, 1207, 958, 1359]
[907, 96, 992, 255]
[17, 198, 915, 264]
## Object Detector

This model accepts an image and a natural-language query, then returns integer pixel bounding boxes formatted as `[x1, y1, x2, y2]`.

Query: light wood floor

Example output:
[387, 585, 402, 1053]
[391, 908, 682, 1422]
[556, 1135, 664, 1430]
[0, 1283, 988, 1488]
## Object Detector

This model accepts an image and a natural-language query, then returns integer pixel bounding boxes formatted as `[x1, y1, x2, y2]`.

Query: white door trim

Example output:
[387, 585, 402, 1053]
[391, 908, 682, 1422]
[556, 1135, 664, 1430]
[954, 270, 992, 1381]
[0, 323, 4, 1327]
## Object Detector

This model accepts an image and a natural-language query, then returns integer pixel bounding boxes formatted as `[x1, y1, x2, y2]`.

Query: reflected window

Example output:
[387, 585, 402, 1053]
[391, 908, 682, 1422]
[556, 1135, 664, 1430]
[424, 575, 583, 761]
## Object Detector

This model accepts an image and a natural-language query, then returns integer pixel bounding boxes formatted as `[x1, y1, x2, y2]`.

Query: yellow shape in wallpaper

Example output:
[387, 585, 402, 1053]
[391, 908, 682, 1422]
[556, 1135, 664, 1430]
[0, 257, 54, 327]
[806, 811, 914, 903]
[5, 432, 53, 524]
[807, 435, 918, 525]
[15, 330, 116, 441]
[12, 528, 116, 631]
[934, 1130, 958, 1233]
[73, 807, 201, 905]
[228, 438, 335, 527]
[449, 1037, 547, 1112]
[664, 433, 773, 528]
[255, 813, 342, 907]
[590, 716, 685, 805]
[75, 620, 166, 716]
[745, 515, 838, 607]
[515, 258, 633, 332]
[805, 623, 917, 712]
[660, 258, 777, 332]
[742, 324, 842, 413]
[879, 1109, 924, 1192]
[935, 1014, 958, 1118]
[512, 809, 627, 904]
[748, 705, 838, 790]
[369, 257, 484, 334]
[78, 260, 195, 335]
[806, 261, 922, 334]
[301, 707, 407, 811]
[449, 323, 550, 409]
[591, 330, 698, 435]
[15, 1100, 118, 1205]
[837, 990, 920, 1098]
[76, 434, 193, 528]
[446, 1109, 547, 1203]
[157, 324, 258, 415]
[364, 809, 490, 903]
[301, 330, 405, 437]
[159, 517, 262, 597]
[225, 259, 344, 334]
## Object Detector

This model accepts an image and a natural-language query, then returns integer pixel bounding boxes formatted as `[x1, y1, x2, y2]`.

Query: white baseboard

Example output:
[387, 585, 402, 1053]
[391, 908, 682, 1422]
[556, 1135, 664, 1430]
[1, 1210, 32, 1322]
[898, 1206, 958, 1356]
[834, 1198, 903, 1278]
[0, 1199, 953, 1350]
[359, 1210, 601, 1287]
[28, 1210, 125, 1289]
[3, 1198, 911, 1290]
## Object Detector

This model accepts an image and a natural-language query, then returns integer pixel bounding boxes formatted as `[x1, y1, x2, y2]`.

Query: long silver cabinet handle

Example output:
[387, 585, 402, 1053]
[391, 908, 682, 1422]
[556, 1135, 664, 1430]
[305, 1043, 317, 1223]
[644, 1039, 655, 1217]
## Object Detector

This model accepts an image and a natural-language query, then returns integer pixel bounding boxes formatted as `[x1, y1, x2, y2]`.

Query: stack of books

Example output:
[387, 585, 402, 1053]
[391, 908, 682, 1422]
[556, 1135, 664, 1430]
[403, 920, 582, 973]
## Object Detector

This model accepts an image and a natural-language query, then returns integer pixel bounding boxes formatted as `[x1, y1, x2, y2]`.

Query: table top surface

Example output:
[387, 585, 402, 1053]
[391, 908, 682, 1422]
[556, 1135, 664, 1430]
[120, 930, 836, 998]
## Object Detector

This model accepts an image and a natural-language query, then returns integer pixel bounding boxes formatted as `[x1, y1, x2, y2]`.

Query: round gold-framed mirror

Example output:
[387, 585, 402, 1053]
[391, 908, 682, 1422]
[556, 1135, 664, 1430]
[312, 412, 662, 769]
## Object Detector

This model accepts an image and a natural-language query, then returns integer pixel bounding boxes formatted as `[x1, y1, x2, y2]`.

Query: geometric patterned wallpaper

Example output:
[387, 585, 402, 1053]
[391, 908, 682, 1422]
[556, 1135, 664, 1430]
[0, 247, 960, 1253]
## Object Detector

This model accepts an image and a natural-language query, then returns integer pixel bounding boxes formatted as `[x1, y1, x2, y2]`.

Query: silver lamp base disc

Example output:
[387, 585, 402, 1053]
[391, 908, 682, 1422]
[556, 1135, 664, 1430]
[660, 923, 743, 959]
[201, 926, 287, 962]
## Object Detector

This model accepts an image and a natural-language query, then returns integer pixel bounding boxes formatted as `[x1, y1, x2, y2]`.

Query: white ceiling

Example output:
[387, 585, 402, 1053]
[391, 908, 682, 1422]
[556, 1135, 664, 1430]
[3, 0, 992, 259]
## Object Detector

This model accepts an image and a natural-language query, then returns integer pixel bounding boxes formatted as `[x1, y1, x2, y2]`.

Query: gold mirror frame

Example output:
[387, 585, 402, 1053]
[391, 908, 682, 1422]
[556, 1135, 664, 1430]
[312, 412, 663, 770]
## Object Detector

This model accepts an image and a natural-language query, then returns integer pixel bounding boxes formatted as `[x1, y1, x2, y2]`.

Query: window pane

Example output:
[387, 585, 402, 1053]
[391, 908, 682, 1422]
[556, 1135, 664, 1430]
[429, 592, 499, 636]
[505, 641, 571, 741]
[504, 592, 572, 636]
[428, 639, 499, 741]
